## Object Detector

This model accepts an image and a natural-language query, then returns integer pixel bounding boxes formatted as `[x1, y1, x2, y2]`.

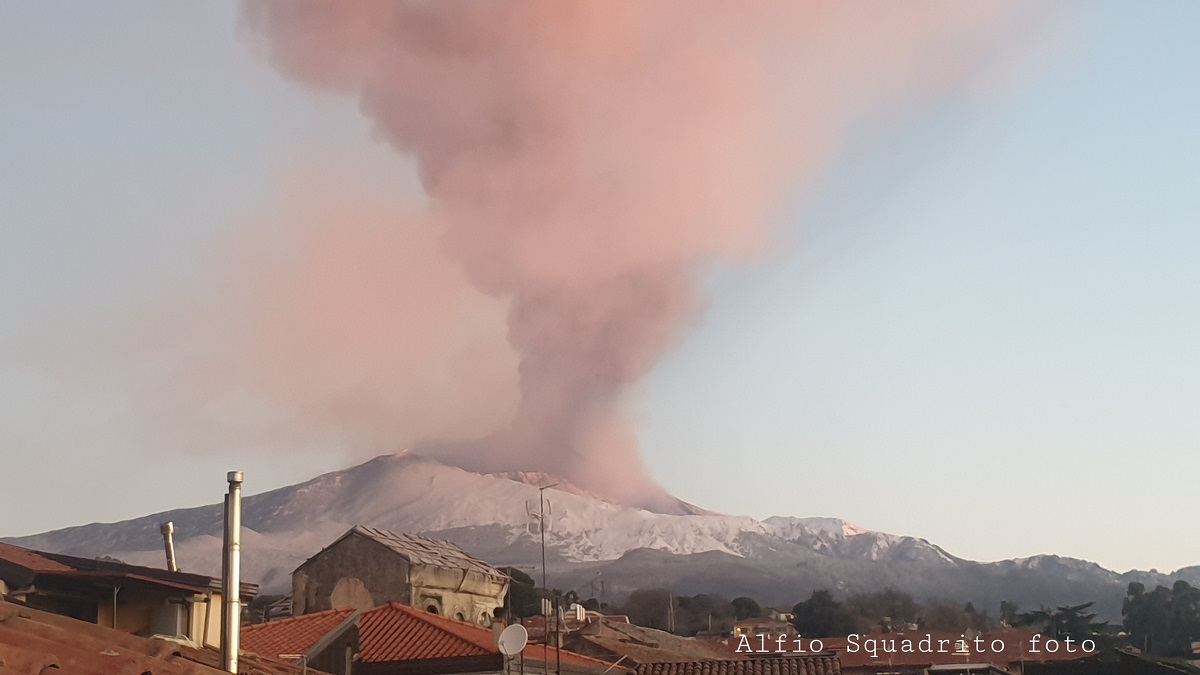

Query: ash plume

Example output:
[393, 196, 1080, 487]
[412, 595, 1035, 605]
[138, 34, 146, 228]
[223, 1, 1036, 510]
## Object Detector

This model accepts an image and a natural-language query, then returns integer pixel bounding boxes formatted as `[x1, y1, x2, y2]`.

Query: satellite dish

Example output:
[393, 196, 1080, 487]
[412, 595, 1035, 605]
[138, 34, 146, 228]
[497, 624, 528, 657]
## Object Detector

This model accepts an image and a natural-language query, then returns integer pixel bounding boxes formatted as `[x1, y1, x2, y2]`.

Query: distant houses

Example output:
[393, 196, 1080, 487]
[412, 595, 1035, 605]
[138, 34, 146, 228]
[732, 616, 794, 641]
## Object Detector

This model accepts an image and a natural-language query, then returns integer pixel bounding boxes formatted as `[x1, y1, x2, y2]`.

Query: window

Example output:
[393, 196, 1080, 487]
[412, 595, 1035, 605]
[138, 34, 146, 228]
[426, 604, 439, 615]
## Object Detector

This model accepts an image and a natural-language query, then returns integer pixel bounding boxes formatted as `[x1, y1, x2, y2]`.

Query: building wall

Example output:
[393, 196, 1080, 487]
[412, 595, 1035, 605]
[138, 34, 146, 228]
[293, 534, 412, 615]
[409, 563, 505, 625]
[307, 623, 360, 675]
[94, 586, 195, 636]
[292, 533, 507, 625]
[24, 593, 99, 624]
[189, 593, 221, 648]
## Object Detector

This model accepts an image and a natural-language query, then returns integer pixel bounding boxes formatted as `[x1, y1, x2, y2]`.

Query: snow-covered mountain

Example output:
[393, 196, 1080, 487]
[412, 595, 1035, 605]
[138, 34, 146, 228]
[0, 452, 931, 586]
[3, 452, 1197, 620]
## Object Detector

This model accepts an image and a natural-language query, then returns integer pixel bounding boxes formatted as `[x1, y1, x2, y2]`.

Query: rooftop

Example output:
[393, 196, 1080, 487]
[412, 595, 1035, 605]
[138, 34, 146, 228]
[634, 655, 841, 675]
[572, 619, 730, 664]
[312, 526, 506, 581]
[358, 602, 617, 672]
[0, 541, 258, 598]
[358, 601, 499, 663]
[241, 608, 356, 661]
[0, 597, 321, 675]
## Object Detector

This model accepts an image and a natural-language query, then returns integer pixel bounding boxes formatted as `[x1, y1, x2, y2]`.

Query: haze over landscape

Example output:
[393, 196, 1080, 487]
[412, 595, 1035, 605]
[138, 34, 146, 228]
[1, 1, 1198, 577]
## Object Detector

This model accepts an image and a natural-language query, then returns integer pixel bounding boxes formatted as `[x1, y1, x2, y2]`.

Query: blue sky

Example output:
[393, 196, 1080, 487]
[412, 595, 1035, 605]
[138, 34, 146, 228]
[1, 2, 1197, 573]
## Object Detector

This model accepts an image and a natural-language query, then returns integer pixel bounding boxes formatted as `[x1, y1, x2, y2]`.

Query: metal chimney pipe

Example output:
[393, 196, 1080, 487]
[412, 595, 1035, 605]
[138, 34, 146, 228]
[160, 522, 178, 572]
[221, 471, 244, 674]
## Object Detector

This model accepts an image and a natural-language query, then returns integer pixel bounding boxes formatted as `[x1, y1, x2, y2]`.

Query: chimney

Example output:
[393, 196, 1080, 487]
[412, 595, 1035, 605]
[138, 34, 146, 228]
[160, 522, 178, 572]
[220, 471, 244, 674]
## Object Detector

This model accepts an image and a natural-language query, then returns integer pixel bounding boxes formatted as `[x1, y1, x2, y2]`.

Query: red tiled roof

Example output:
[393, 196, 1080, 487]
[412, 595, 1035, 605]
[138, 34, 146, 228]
[634, 655, 842, 675]
[359, 602, 495, 662]
[0, 542, 74, 574]
[242, 608, 355, 659]
[358, 602, 617, 671]
[0, 597, 323, 675]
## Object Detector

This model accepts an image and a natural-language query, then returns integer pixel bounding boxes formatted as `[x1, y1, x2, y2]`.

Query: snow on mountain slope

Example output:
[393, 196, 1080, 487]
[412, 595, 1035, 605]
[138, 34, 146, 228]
[4, 451, 1194, 616]
[0, 451, 982, 595]
[765, 515, 868, 538]
[2, 452, 780, 586]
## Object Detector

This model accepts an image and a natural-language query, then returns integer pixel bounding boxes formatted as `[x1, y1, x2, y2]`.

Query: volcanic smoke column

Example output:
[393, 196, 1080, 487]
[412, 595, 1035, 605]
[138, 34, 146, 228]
[241, 1, 1028, 509]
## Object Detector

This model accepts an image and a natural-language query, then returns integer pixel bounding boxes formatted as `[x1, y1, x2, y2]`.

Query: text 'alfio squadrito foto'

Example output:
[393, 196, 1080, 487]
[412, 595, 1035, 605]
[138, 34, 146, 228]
[736, 633, 1098, 659]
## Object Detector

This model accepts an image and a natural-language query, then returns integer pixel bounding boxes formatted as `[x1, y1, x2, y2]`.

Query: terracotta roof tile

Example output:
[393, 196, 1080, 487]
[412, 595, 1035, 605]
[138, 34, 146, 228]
[358, 602, 616, 670]
[0, 543, 74, 574]
[242, 608, 355, 659]
[632, 655, 842, 675]
[0, 597, 322, 675]
[358, 602, 495, 662]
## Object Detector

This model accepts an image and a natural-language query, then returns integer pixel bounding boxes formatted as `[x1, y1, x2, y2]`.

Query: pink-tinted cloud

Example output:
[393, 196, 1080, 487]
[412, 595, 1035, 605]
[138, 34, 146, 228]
[218, 1, 1037, 509]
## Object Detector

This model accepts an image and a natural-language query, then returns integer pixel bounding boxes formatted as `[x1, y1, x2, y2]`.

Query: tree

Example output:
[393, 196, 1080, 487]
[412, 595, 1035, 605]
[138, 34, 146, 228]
[677, 593, 734, 636]
[999, 601, 1020, 627]
[922, 602, 971, 632]
[500, 567, 540, 618]
[793, 590, 857, 637]
[1124, 580, 1200, 656]
[621, 589, 673, 631]
[731, 597, 763, 621]
[1015, 603, 1106, 641]
[846, 589, 920, 632]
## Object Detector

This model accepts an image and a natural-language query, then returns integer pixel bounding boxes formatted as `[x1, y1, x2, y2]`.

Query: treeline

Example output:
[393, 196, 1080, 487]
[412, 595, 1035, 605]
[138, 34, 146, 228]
[791, 588, 997, 636]
[1123, 580, 1200, 656]
[617, 589, 762, 636]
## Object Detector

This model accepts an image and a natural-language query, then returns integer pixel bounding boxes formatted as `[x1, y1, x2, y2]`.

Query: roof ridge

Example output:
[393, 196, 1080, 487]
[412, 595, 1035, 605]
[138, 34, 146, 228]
[242, 607, 352, 633]
[355, 525, 454, 546]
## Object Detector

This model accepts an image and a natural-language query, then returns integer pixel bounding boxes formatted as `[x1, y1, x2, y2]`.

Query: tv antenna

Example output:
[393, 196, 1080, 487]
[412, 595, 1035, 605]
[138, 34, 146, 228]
[526, 484, 556, 590]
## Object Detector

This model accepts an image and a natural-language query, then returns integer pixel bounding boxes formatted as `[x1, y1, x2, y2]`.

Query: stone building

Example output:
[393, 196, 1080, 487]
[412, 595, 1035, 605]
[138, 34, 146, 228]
[292, 526, 508, 626]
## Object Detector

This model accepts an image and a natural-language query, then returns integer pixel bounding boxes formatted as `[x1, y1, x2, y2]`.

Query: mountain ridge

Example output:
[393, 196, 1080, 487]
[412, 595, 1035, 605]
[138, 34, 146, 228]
[3, 452, 1195, 619]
